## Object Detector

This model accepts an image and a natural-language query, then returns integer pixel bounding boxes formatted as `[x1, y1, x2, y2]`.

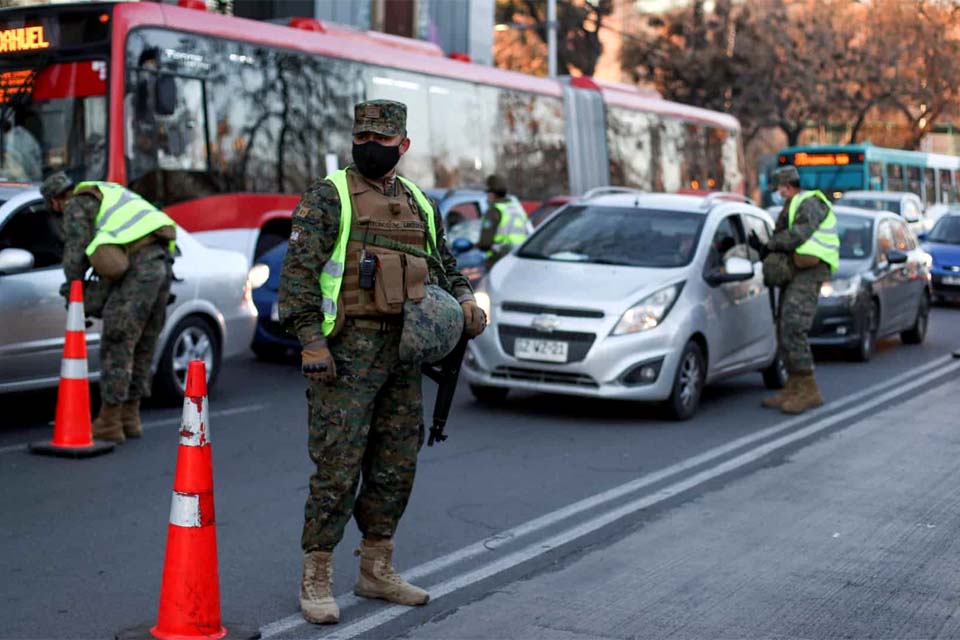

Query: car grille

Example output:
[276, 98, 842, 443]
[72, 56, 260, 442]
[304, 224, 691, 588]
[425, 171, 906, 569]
[501, 302, 604, 318]
[498, 325, 596, 363]
[491, 366, 599, 388]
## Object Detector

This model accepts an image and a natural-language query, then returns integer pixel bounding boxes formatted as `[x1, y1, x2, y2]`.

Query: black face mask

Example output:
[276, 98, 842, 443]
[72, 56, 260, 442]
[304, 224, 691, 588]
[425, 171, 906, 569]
[352, 141, 401, 180]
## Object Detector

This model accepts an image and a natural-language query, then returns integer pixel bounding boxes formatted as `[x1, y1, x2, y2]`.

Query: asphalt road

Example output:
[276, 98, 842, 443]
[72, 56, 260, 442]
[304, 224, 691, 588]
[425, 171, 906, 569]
[2, 304, 959, 640]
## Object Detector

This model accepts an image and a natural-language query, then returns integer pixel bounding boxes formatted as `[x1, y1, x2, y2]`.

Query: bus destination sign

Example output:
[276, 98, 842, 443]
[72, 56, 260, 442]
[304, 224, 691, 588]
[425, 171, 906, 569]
[793, 152, 853, 167]
[0, 26, 50, 54]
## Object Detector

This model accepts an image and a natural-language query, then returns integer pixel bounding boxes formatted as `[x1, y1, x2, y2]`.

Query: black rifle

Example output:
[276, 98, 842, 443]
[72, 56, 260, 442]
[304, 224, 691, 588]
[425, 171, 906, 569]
[421, 333, 469, 446]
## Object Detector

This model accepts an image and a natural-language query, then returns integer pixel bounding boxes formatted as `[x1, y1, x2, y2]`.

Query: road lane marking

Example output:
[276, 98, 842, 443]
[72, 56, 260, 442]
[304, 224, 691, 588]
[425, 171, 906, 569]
[310, 358, 960, 640]
[260, 354, 957, 638]
[0, 403, 268, 455]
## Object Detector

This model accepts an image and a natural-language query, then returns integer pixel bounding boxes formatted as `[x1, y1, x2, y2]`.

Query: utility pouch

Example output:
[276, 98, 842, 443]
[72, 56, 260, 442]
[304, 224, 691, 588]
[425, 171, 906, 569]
[374, 252, 405, 314]
[762, 252, 794, 288]
[89, 244, 130, 281]
[792, 252, 821, 269]
[404, 255, 428, 302]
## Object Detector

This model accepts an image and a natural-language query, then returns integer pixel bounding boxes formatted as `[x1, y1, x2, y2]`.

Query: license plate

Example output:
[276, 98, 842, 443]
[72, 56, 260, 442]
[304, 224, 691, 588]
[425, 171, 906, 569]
[514, 338, 569, 363]
[944, 276, 960, 285]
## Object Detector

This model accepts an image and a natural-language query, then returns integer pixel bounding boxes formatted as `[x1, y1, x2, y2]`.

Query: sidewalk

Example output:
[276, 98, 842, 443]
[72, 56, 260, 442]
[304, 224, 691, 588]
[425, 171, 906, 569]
[410, 382, 960, 639]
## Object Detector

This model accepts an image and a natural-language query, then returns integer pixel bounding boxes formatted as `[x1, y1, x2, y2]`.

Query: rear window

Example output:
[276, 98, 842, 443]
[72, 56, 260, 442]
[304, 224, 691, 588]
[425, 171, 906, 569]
[836, 214, 874, 260]
[838, 198, 901, 215]
[519, 205, 705, 268]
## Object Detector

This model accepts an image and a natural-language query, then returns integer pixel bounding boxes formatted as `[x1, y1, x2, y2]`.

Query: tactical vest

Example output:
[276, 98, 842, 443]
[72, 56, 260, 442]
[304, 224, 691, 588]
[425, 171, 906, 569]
[788, 190, 840, 273]
[75, 181, 176, 256]
[491, 200, 530, 249]
[319, 169, 438, 336]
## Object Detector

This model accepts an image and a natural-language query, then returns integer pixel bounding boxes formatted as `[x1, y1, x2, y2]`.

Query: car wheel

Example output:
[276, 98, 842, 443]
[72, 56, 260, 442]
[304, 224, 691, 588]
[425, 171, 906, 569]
[470, 385, 509, 404]
[154, 315, 221, 405]
[761, 352, 788, 390]
[666, 341, 704, 421]
[851, 301, 879, 362]
[901, 293, 929, 345]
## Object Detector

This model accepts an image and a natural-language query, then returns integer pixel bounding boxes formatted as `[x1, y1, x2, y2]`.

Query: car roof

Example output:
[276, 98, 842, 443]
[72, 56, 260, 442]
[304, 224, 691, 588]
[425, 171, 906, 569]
[840, 191, 915, 201]
[580, 191, 770, 219]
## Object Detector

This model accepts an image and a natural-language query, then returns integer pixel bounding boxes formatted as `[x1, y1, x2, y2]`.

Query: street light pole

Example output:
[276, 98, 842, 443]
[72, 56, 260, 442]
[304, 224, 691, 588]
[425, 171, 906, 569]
[547, 0, 557, 77]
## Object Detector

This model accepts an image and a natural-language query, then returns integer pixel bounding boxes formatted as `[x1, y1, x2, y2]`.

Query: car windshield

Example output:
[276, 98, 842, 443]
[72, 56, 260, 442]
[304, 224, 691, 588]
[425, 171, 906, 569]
[836, 215, 874, 260]
[0, 62, 107, 182]
[518, 205, 705, 268]
[838, 197, 901, 215]
[928, 216, 960, 245]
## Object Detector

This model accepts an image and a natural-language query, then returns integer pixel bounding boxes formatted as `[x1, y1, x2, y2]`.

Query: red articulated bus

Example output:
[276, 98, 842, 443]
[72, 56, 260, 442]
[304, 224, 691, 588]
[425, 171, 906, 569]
[0, 1, 745, 262]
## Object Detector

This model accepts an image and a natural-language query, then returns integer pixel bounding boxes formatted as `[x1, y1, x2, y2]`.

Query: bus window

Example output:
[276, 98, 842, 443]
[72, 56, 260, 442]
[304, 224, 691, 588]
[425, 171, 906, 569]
[887, 164, 904, 191]
[924, 168, 936, 206]
[606, 106, 654, 190]
[906, 166, 921, 198]
[939, 169, 952, 203]
[869, 162, 883, 190]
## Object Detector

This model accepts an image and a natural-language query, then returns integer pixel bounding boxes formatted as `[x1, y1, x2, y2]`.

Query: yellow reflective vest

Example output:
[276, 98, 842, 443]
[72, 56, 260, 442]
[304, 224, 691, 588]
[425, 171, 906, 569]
[788, 190, 840, 273]
[76, 182, 176, 256]
[491, 200, 530, 250]
[319, 169, 438, 337]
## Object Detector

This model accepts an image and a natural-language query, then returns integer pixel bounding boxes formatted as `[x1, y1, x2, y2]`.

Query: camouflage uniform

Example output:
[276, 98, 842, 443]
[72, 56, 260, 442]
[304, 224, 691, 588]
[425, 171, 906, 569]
[61, 191, 172, 405]
[279, 101, 474, 553]
[769, 196, 831, 374]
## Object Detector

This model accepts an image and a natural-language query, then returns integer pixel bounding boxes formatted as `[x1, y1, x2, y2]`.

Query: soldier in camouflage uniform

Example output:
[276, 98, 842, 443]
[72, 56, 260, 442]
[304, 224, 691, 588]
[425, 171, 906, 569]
[41, 172, 174, 443]
[278, 100, 486, 625]
[751, 165, 836, 414]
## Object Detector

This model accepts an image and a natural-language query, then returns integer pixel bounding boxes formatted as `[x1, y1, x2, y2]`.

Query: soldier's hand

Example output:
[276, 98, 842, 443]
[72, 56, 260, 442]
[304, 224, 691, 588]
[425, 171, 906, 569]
[461, 300, 486, 338]
[301, 341, 336, 384]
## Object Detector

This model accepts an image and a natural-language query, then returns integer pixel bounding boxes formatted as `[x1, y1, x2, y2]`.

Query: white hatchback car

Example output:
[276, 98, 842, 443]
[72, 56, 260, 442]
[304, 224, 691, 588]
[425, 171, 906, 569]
[0, 187, 258, 402]
[465, 189, 786, 419]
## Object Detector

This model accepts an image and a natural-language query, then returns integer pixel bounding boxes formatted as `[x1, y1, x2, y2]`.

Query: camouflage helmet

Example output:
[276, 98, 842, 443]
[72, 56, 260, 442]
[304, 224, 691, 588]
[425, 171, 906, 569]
[41, 171, 73, 204]
[771, 165, 801, 188]
[762, 252, 794, 288]
[400, 284, 464, 364]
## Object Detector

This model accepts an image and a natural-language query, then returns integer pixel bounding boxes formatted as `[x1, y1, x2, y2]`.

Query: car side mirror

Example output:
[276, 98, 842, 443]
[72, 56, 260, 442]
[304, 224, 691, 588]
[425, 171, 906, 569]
[706, 256, 754, 286]
[917, 232, 928, 242]
[452, 237, 475, 254]
[887, 249, 908, 264]
[0, 248, 35, 275]
[156, 75, 177, 116]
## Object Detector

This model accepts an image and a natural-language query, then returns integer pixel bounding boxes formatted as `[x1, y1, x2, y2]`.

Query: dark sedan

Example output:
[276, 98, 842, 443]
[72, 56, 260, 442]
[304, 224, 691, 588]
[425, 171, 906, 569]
[809, 207, 931, 361]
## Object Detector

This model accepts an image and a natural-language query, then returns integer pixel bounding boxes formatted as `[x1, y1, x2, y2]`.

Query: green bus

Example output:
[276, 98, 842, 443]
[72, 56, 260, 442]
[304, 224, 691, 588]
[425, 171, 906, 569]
[766, 143, 960, 207]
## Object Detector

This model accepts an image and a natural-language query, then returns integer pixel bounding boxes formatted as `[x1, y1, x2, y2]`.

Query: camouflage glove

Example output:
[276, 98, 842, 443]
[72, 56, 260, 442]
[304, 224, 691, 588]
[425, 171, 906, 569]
[301, 341, 336, 384]
[461, 300, 486, 338]
[58, 281, 70, 309]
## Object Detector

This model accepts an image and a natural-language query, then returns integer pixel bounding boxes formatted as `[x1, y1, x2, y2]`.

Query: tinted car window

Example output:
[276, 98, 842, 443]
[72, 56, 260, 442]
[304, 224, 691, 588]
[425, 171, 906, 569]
[928, 216, 960, 244]
[519, 205, 705, 268]
[742, 214, 771, 263]
[877, 220, 895, 261]
[705, 215, 746, 271]
[890, 220, 911, 251]
[0, 202, 63, 268]
[445, 202, 481, 228]
[836, 215, 873, 260]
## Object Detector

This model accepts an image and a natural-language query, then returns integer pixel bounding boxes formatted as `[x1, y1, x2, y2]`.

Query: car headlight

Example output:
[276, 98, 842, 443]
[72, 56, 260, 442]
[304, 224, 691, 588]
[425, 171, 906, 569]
[820, 275, 860, 298]
[612, 283, 682, 335]
[475, 291, 492, 321]
[248, 263, 270, 289]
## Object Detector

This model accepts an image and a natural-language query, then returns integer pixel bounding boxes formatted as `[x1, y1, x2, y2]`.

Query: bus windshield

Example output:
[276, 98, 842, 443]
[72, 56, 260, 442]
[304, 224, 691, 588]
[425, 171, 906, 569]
[0, 61, 107, 183]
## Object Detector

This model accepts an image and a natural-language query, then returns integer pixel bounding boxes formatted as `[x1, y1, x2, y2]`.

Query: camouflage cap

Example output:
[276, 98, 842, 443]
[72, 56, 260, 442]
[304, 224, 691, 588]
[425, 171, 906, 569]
[40, 171, 73, 203]
[772, 165, 801, 188]
[353, 100, 407, 136]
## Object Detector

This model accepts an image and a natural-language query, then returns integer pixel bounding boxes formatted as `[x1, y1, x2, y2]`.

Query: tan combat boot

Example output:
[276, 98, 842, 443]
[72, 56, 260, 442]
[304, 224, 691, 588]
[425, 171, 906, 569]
[120, 399, 143, 438]
[780, 372, 824, 415]
[354, 539, 429, 606]
[300, 551, 339, 625]
[92, 403, 125, 443]
[761, 375, 798, 410]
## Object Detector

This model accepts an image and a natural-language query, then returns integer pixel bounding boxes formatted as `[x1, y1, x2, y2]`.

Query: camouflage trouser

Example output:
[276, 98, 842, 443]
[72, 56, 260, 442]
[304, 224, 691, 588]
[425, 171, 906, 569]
[778, 272, 825, 374]
[100, 246, 171, 405]
[302, 323, 424, 553]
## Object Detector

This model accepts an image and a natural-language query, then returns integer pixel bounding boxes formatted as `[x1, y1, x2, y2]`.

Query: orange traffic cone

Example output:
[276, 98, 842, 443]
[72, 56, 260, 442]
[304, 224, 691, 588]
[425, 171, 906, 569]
[30, 280, 114, 458]
[117, 361, 259, 640]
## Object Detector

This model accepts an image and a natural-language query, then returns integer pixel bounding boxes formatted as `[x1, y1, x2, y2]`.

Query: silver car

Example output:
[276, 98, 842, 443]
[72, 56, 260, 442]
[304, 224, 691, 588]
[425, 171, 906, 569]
[0, 187, 257, 402]
[464, 189, 786, 420]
